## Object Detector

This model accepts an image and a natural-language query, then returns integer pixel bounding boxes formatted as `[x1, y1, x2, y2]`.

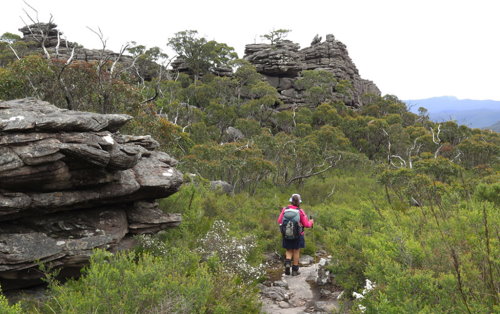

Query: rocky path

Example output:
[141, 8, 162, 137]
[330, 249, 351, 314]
[260, 256, 341, 313]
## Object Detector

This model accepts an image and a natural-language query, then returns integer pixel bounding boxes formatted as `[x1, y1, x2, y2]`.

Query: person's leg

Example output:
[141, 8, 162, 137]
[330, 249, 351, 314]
[292, 249, 300, 265]
[284, 249, 292, 275]
[292, 249, 301, 276]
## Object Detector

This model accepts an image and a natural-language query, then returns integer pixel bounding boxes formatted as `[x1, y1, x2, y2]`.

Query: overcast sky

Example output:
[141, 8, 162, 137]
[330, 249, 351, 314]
[2, 0, 500, 101]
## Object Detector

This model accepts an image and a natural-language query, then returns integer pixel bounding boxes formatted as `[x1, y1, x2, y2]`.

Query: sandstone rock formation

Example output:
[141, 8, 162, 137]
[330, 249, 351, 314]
[18, 23, 135, 68]
[0, 98, 183, 289]
[19, 23, 70, 49]
[244, 40, 303, 77]
[244, 35, 381, 107]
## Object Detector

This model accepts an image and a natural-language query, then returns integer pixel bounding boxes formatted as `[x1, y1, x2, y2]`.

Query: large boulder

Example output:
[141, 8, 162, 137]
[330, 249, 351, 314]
[0, 98, 183, 289]
[209, 180, 233, 194]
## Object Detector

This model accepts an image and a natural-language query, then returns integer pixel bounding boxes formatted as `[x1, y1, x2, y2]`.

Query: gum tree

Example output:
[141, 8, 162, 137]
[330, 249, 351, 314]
[168, 30, 237, 82]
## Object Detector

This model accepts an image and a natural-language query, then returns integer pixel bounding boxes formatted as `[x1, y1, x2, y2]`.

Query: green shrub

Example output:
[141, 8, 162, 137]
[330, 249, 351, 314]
[40, 249, 211, 313]
[36, 245, 261, 313]
[475, 182, 500, 205]
[0, 290, 22, 314]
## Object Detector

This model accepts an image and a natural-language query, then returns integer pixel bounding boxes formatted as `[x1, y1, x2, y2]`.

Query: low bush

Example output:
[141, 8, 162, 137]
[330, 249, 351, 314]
[37, 248, 260, 313]
[0, 289, 22, 314]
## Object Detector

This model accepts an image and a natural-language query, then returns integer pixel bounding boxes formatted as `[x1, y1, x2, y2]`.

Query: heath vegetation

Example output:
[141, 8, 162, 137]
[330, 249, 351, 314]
[0, 25, 498, 313]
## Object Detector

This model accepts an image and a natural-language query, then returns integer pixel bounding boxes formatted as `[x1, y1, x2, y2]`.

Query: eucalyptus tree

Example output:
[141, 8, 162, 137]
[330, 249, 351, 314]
[168, 30, 237, 82]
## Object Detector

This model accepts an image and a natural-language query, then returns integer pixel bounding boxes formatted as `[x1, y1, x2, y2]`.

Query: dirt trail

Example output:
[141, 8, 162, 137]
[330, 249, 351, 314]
[261, 262, 340, 313]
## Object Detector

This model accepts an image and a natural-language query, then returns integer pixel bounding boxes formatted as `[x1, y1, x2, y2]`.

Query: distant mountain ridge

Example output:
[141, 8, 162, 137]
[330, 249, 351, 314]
[485, 121, 500, 132]
[404, 96, 500, 129]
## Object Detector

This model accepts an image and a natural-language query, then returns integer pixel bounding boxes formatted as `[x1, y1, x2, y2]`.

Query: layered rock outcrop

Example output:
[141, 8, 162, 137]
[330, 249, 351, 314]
[18, 23, 134, 67]
[19, 23, 71, 49]
[244, 35, 381, 107]
[0, 98, 183, 289]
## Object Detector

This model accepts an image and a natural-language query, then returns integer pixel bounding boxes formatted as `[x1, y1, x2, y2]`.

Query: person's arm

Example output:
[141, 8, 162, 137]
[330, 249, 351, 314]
[277, 208, 285, 224]
[299, 209, 314, 228]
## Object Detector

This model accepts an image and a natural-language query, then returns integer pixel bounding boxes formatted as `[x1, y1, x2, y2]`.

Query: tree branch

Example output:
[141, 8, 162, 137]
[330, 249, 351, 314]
[287, 154, 341, 185]
[7, 44, 21, 60]
[389, 154, 407, 168]
[87, 26, 108, 75]
[8, 40, 39, 96]
[55, 30, 61, 58]
[430, 124, 441, 144]
[110, 43, 129, 76]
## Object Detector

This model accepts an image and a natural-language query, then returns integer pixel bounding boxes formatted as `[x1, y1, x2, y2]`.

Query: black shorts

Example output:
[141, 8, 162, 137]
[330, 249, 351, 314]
[282, 234, 305, 249]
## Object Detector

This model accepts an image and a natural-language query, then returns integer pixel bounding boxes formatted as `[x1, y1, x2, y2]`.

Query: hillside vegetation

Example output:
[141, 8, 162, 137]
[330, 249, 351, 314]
[1, 29, 499, 313]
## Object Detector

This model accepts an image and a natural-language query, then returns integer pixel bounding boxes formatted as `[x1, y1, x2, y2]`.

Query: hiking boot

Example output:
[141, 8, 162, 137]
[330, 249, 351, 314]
[284, 259, 291, 275]
[292, 265, 300, 276]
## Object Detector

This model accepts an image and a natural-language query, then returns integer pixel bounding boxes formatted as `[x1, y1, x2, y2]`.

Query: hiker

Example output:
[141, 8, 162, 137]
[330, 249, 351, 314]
[278, 193, 314, 276]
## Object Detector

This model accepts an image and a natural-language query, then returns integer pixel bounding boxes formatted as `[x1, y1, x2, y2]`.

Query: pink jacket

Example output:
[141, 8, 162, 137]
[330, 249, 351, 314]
[277, 205, 313, 235]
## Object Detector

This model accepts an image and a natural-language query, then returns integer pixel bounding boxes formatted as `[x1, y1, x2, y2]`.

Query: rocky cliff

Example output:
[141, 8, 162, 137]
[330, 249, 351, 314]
[244, 34, 381, 107]
[0, 98, 183, 290]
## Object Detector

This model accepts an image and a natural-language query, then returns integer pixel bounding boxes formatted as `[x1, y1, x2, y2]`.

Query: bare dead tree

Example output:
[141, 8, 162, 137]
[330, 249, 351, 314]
[55, 29, 62, 58]
[21, 2, 53, 60]
[7, 43, 21, 60]
[12, 2, 55, 99]
[86, 26, 130, 113]
[384, 127, 427, 169]
[383, 127, 411, 169]
[18, 2, 79, 109]
[451, 151, 462, 163]
[140, 56, 176, 105]
[430, 124, 443, 158]
[86, 26, 111, 78]
[110, 43, 130, 76]
[287, 154, 342, 185]
[407, 137, 423, 168]
[56, 46, 76, 109]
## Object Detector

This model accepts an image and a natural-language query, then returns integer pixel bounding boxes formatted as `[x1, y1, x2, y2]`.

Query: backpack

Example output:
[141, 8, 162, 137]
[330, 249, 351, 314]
[280, 207, 301, 240]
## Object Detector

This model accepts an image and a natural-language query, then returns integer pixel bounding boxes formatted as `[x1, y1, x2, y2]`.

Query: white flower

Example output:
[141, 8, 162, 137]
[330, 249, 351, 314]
[352, 292, 364, 299]
[353, 278, 376, 313]
[362, 279, 376, 295]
